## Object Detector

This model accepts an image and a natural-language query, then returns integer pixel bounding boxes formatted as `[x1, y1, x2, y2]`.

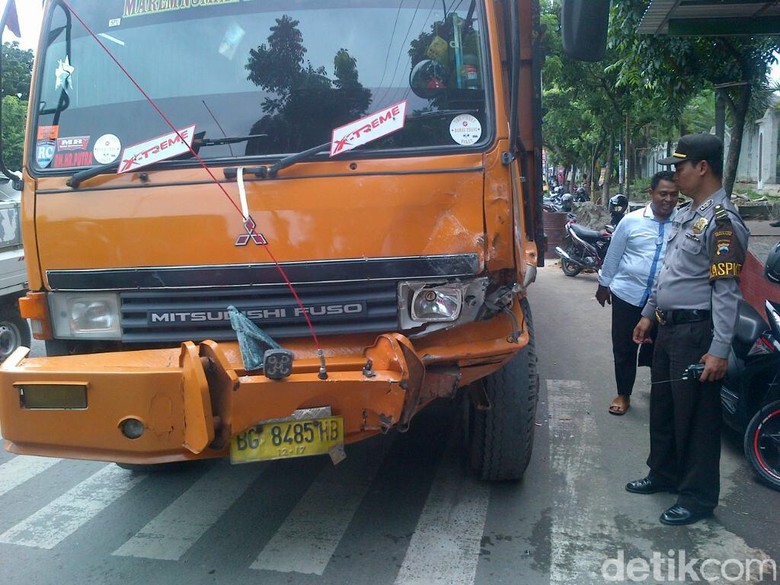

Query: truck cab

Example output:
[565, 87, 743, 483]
[0, 0, 561, 480]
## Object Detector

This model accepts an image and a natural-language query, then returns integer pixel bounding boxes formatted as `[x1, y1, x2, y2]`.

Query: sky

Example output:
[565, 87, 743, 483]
[2, 0, 43, 51]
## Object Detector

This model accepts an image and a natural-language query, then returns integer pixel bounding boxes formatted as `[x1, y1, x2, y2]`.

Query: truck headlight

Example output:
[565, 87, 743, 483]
[410, 285, 463, 322]
[49, 293, 121, 339]
[398, 278, 487, 334]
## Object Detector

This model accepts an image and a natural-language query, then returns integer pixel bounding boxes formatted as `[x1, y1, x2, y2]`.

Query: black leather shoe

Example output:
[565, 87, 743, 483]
[770, 219, 780, 227]
[625, 477, 677, 494]
[659, 504, 712, 526]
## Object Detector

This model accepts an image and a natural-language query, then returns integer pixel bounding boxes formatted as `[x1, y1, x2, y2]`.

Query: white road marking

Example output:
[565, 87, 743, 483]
[113, 464, 262, 560]
[547, 379, 609, 584]
[0, 456, 61, 497]
[393, 430, 490, 585]
[251, 451, 388, 575]
[0, 464, 145, 549]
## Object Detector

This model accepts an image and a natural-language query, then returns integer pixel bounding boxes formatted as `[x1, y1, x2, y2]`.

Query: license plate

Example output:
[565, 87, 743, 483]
[230, 416, 344, 464]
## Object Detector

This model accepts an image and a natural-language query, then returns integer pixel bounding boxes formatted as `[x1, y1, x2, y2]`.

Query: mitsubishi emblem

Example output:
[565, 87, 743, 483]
[235, 216, 267, 246]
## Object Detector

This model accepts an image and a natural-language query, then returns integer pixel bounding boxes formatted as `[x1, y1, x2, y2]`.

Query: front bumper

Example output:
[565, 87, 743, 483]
[0, 308, 526, 463]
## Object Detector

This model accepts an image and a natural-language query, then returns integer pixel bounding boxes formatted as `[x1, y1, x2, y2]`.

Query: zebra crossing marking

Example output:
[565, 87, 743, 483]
[393, 429, 490, 585]
[0, 456, 61, 497]
[250, 451, 388, 575]
[0, 464, 146, 549]
[112, 463, 263, 560]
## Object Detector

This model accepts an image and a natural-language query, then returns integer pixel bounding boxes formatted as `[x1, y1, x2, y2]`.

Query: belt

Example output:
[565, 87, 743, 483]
[655, 308, 711, 325]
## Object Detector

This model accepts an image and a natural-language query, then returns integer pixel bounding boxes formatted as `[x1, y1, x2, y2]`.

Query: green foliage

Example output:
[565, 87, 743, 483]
[0, 42, 33, 173]
[610, 0, 780, 193]
[543, 0, 780, 194]
[1, 95, 26, 171]
[1, 41, 33, 100]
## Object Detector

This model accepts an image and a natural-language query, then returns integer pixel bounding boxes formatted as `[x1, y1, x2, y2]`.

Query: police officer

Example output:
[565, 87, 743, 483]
[629, 133, 748, 526]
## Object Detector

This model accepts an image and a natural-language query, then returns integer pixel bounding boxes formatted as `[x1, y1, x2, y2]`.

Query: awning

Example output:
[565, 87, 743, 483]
[638, 1, 780, 36]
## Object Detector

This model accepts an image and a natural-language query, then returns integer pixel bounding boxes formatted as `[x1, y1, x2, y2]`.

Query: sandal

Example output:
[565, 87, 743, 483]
[608, 395, 630, 416]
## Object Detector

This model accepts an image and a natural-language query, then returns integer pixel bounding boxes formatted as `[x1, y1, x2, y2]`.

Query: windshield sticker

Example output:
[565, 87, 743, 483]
[118, 125, 196, 173]
[35, 126, 59, 169]
[330, 101, 407, 157]
[38, 126, 59, 142]
[53, 136, 93, 168]
[55, 56, 75, 90]
[54, 150, 94, 169]
[57, 136, 90, 151]
[449, 114, 482, 145]
[218, 23, 245, 60]
[123, 0, 240, 19]
[93, 134, 122, 164]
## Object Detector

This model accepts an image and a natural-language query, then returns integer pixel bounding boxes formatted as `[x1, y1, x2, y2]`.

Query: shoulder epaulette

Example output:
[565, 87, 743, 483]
[714, 204, 729, 221]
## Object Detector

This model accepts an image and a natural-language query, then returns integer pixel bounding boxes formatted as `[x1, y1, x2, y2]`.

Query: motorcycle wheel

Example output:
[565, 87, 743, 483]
[744, 399, 780, 491]
[560, 241, 582, 277]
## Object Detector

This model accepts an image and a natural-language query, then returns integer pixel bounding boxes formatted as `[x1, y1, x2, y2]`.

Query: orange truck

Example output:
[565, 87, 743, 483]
[0, 0, 602, 479]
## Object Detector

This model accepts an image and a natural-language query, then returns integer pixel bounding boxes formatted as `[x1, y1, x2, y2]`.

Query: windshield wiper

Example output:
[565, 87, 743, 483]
[67, 161, 120, 188]
[223, 110, 480, 182]
[194, 134, 267, 147]
[67, 133, 269, 188]
[267, 141, 332, 178]
[223, 141, 333, 181]
[260, 110, 478, 177]
[407, 108, 479, 120]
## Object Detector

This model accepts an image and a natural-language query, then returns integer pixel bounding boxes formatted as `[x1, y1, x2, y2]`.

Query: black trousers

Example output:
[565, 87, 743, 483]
[611, 294, 654, 396]
[647, 320, 722, 512]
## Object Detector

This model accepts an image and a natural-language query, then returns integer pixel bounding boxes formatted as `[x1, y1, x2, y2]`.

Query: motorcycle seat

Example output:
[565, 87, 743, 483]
[733, 300, 769, 358]
[570, 223, 605, 241]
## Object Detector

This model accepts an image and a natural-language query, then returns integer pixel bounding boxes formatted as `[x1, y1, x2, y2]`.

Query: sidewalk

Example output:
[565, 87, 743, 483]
[744, 219, 779, 264]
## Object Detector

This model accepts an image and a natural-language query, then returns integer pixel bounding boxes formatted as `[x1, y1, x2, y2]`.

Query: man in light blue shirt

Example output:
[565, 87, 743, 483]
[596, 171, 679, 415]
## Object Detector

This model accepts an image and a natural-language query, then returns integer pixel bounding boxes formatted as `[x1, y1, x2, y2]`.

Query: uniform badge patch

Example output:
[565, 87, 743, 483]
[698, 199, 714, 213]
[709, 205, 745, 281]
[692, 217, 708, 234]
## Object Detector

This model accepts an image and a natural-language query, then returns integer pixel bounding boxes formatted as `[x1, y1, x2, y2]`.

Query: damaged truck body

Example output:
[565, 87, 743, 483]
[0, 0, 603, 480]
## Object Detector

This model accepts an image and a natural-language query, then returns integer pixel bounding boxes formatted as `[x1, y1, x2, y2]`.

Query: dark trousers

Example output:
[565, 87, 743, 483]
[648, 320, 722, 512]
[611, 294, 654, 396]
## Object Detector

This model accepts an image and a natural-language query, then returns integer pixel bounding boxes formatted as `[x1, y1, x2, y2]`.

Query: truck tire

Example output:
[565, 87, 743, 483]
[0, 301, 31, 363]
[464, 297, 539, 481]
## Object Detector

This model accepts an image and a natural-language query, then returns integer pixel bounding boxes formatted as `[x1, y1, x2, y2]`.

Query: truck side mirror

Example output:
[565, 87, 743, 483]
[561, 0, 610, 62]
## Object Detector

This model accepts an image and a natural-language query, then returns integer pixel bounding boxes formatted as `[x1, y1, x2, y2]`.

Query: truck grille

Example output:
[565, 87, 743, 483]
[119, 281, 399, 343]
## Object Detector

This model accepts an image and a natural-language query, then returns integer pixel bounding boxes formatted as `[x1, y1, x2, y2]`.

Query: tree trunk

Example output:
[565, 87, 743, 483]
[624, 112, 632, 196]
[602, 134, 614, 208]
[715, 89, 726, 142]
[723, 84, 751, 196]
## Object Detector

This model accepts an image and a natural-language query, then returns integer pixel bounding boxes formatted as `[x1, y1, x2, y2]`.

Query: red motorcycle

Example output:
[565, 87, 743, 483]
[554, 218, 613, 277]
[553, 195, 627, 277]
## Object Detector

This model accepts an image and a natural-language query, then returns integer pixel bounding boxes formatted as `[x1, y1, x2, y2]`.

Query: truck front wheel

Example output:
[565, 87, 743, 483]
[464, 297, 539, 481]
[0, 301, 31, 362]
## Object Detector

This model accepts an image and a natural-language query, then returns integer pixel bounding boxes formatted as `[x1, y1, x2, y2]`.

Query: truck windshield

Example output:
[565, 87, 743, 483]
[32, 0, 490, 173]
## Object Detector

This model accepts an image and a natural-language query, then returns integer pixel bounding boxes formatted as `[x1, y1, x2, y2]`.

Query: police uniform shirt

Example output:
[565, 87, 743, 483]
[641, 188, 749, 359]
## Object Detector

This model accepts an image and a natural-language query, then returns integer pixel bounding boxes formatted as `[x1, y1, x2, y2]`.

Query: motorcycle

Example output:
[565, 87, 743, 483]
[543, 187, 574, 213]
[720, 298, 780, 491]
[573, 186, 590, 202]
[554, 217, 613, 277]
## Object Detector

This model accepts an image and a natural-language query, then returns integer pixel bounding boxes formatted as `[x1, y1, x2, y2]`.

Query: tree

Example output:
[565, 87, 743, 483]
[0, 42, 32, 173]
[1, 41, 33, 100]
[611, 0, 780, 195]
[1, 94, 26, 171]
